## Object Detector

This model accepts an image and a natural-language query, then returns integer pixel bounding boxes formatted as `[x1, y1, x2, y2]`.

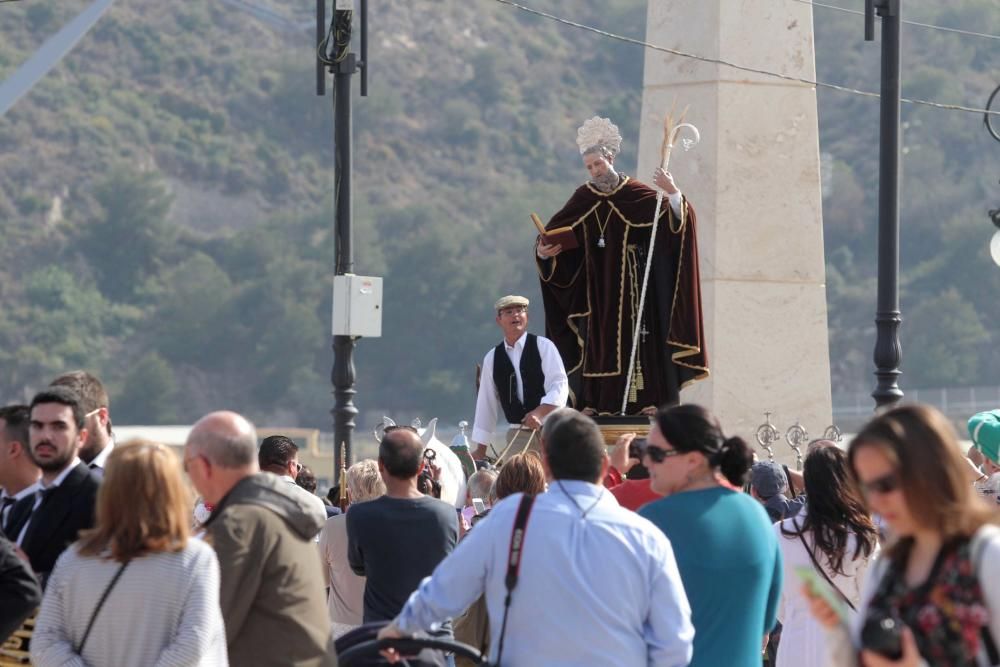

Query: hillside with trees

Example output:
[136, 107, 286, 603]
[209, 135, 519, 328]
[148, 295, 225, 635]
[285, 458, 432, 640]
[0, 0, 997, 430]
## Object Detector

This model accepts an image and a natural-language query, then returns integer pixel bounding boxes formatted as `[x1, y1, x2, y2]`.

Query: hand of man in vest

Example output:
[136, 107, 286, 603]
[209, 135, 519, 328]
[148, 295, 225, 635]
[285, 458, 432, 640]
[523, 404, 556, 431]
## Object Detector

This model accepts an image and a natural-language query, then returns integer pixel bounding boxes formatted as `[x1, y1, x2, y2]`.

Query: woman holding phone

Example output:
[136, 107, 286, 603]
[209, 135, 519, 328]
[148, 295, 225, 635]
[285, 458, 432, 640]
[776, 445, 879, 666]
[808, 404, 1000, 666]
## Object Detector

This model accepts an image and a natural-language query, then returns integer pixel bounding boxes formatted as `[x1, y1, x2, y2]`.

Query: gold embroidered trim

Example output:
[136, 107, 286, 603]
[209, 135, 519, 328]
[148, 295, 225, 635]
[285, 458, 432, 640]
[607, 201, 671, 229]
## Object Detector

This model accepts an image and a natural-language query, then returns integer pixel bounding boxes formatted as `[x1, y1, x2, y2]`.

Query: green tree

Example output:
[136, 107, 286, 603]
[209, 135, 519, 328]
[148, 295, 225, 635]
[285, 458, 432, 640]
[906, 289, 990, 387]
[0, 267, 136, 398]
[152, 252, 234, 367]
[78, 168, 173, 303]
[115, 352, 178, 424]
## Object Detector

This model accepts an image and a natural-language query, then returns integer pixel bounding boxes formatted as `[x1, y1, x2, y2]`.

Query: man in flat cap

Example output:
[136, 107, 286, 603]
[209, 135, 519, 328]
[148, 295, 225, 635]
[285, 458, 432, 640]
[470, 295, 569, 461]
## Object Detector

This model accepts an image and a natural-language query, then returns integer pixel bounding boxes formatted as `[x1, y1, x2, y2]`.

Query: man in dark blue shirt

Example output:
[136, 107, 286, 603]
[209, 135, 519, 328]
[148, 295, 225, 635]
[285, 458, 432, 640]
[346, 426, 458, 623]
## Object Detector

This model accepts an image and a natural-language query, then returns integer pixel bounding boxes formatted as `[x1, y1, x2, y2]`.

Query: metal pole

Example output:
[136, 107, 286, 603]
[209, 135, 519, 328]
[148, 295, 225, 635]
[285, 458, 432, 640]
[868, 0, 903, 409]
[315, 0, 325, 96]
[331, 12, 357, 471]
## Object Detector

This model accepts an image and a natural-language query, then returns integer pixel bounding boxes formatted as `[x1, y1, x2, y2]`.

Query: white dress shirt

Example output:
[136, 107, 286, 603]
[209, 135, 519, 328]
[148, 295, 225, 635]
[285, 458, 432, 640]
[471, 332, 569, 445]
[16, 458, 81, 546]
[395, 481, 694, 666]
[88, 438, 115, 470]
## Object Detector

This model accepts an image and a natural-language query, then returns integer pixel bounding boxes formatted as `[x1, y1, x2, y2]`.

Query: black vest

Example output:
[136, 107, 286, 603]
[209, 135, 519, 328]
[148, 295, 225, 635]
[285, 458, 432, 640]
[492, 334, 546, 424]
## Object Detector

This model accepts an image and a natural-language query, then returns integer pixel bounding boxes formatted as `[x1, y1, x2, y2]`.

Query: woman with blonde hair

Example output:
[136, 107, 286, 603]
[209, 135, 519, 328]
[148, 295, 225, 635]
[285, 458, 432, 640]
[810, 404, 1000, 666]
[32, 439, 227, 666]
[319, 458, 387, 634]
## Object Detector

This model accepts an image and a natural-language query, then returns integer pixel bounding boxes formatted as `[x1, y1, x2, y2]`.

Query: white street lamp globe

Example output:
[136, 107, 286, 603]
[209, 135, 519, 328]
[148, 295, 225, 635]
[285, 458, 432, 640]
[992, 231, 1000, 268]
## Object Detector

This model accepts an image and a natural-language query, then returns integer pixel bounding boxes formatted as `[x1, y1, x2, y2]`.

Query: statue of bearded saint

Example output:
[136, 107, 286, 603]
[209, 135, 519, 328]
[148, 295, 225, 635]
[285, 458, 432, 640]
[535, 117, 708, 416]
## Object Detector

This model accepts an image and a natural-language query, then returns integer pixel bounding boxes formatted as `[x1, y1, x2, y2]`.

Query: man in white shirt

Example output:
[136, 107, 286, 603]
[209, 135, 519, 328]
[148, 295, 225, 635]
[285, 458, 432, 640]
[471, 295, 569, 461]
[0, 405, 41, 537]
[380, 408, 694, 666]
[49, 371, 114, 473]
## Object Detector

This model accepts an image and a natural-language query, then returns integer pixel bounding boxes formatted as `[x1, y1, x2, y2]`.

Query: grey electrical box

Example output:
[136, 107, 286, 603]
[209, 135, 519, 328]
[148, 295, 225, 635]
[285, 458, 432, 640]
[332, 274, 382, 337]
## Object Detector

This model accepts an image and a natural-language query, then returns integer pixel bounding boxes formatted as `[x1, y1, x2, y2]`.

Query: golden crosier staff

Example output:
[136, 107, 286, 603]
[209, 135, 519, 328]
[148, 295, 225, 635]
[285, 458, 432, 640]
[620, 105, 701, 414]
[338, 442, 349, 512]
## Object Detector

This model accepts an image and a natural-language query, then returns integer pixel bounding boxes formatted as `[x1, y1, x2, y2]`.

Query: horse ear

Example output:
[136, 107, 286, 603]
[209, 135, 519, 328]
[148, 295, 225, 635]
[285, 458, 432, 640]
[374, 416, 396, 443]
[419, 418, 438, 446]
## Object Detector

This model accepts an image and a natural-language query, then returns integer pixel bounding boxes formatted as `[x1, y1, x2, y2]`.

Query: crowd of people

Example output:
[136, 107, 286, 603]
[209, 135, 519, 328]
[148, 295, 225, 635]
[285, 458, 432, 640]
[3, 368, 1000, 666]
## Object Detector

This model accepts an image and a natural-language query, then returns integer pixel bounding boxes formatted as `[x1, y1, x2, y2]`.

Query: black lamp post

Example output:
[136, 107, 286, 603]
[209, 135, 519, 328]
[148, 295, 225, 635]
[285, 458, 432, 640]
[865, 0, 904, 409]
[317, 0, 368, 473]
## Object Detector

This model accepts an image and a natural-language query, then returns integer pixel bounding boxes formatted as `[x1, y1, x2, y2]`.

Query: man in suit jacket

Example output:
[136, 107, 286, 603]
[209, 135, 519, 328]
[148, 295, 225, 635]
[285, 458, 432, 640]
[0, 405, 41, 538]
[10, 387, 100, 584]
[0, 534, 41, 643]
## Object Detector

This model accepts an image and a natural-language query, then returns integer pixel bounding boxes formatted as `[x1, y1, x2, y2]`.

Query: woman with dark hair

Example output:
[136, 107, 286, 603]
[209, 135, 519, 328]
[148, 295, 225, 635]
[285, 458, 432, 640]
[775, 446, 879, 667]
[809, 404, 1000, 666]
[638, 404, 781, 667]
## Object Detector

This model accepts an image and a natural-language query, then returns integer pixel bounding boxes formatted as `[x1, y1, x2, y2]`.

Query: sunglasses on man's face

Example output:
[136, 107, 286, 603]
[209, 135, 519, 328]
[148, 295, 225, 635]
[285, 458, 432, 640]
[642, 443, 684, 464]
[859, 470, 901, 497]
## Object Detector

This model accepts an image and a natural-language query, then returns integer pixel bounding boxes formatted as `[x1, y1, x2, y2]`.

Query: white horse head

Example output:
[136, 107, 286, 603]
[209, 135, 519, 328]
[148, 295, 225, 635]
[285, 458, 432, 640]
[375, 416, 467, 510]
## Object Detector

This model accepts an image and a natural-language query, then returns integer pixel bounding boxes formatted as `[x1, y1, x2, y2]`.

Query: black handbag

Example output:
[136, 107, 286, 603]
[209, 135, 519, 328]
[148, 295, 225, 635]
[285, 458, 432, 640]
[74, 560, 129, 655]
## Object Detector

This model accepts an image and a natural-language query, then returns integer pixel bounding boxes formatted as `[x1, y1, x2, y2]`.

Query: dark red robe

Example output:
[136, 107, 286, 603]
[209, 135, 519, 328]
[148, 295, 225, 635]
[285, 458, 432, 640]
[536, 176, 708, 414]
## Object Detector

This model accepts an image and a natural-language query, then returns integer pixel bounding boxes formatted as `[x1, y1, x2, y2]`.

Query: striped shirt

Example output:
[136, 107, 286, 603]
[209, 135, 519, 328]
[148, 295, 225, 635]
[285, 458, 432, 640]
[31, 539, 228, 666]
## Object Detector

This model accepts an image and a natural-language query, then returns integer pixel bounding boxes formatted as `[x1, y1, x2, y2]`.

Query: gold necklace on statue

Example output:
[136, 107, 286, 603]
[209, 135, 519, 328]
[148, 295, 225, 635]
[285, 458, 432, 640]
[596, 206, 614, 248]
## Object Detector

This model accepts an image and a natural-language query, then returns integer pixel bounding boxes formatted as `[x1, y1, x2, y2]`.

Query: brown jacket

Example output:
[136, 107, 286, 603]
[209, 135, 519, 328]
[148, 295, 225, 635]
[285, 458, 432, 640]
[205, 473, 336, 666]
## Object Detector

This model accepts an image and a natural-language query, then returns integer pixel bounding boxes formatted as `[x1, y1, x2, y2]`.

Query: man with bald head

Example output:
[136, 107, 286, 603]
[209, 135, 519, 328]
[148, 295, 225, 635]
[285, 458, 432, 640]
[184, 411, 335, 667]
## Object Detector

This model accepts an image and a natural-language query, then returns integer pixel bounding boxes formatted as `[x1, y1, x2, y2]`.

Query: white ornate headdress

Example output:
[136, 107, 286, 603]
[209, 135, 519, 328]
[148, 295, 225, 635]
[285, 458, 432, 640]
[576, 116, 622, 156]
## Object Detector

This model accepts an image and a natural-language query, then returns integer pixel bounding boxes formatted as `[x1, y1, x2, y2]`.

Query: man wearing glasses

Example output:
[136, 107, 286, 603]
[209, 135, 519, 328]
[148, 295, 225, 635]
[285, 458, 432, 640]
[258, 434, 333, 522]
[49, 371, 114, 474]
[471, 295, 569, 461]
[184, 412, 334, 666]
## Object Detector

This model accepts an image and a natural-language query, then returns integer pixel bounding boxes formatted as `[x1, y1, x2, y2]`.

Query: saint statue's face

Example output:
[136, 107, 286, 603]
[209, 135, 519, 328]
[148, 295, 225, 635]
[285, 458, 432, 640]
[583, 152, 614, 181]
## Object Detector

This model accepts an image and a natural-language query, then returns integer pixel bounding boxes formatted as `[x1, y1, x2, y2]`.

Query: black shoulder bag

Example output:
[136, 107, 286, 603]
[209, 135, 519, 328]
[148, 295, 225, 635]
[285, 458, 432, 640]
[493, 494, 536, 666]
[74, 560, 130, 655]
[794, 522, 856, 612]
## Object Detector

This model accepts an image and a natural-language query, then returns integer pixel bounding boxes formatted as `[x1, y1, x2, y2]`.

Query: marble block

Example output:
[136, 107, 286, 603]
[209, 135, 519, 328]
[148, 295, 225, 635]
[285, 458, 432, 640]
[636, 0, 833, 465]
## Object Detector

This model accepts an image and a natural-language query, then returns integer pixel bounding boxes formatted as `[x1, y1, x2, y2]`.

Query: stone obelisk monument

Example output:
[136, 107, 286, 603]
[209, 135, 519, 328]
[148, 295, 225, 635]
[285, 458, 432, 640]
[636, 0, 832, 463]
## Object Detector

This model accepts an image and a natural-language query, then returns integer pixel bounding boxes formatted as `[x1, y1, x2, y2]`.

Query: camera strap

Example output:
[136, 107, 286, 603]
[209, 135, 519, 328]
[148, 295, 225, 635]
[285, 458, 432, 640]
[493, 493, 536, 666]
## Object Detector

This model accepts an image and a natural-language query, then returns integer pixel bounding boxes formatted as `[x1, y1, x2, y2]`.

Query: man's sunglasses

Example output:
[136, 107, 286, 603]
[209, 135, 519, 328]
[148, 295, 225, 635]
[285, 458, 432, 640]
[642, 443, 684, 464]
[859, 471, 901, 497]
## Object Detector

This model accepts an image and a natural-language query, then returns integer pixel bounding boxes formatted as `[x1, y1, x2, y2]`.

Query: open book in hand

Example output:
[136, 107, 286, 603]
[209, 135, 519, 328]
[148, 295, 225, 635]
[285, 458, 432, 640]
[531, 213, 579, 251]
